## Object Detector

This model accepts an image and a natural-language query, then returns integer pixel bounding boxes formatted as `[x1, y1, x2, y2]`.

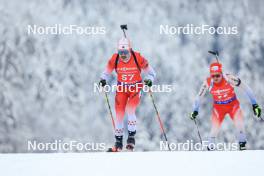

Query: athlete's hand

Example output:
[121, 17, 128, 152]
[190, 111, 198, 120]
[99, 79, 107, 87]
[144, 79, 152, 87]
[253, 104, 261, 118]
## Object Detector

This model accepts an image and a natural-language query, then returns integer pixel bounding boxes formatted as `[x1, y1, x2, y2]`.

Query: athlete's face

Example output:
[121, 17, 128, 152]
[211, 73, 223, 83]
[118, 49, 130, 62]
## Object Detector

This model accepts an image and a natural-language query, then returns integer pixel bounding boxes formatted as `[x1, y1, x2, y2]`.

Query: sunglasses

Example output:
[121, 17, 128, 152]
[118, 50, 129, 55]
[211, 74, 221, 78]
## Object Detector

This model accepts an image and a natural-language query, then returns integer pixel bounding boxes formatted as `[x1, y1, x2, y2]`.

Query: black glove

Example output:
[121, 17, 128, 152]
[253, 104, 261, 118]
[190, 111, 198, 120]
[99, 79, 106, 87]
[144, 79, 152, 87]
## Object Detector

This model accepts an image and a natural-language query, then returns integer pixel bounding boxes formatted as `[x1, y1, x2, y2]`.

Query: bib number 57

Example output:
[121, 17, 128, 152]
[122, 74, 134, 81]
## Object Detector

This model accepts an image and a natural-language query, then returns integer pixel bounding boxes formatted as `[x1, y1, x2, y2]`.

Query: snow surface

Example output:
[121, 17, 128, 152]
[0, 151, 263, 176]
[1, 0, 264, 152]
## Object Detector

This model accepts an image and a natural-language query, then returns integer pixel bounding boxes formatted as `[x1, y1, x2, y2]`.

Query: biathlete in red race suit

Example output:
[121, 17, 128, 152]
[190, 62, 261, 150]
[100, 37, 156, 152]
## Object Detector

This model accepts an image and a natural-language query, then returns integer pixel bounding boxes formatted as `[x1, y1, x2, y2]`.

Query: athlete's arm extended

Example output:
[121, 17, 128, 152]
[142, 65, 156, 82]
[225, 74, 257, 105]
[138, 54, 156, 82]
[193, 80, 208, 112]
[100, 54, 116, 81]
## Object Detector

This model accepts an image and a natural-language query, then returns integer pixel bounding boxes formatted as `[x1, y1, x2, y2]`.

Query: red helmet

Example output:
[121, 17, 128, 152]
[210, 62, 222, 74]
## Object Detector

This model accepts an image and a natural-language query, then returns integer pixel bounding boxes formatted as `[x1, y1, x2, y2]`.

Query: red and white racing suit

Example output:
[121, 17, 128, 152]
[101, 51, 156, 136]
[193, 73, 257, 144]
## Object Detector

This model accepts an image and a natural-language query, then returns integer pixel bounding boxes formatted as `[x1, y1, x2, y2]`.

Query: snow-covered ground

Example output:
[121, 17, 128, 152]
[0, 151, 262, 176]
[1, 0, 264, 152]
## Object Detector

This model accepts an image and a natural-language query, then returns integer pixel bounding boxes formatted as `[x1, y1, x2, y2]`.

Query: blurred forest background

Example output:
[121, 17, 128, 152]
[0, 0, 264, 152]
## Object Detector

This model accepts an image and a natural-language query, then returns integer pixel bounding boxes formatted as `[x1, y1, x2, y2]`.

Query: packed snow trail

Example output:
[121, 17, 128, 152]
[0, 151, 262, 176]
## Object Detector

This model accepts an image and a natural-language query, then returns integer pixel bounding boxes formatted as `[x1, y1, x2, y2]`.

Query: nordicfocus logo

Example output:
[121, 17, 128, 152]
[27, 140, 106, 152]
[27, 24, 106, 35]
[160, 24, 238, 35]
[94, 83, 178, 93]
[160, 140, 239, 151]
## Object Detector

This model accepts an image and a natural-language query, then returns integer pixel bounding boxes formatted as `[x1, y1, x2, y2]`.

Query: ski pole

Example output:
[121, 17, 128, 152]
[148, 90, 171, 151]
[103, 91, 116, 131]
[193, 119, 203, 145]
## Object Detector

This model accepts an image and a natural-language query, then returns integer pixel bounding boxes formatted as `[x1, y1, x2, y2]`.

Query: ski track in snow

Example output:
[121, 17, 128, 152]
[0, 151, 262, 176]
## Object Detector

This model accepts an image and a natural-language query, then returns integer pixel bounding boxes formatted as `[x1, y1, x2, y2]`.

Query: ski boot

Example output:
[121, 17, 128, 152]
[239, 141, 247, 150]
[126, 131, 136, 151]
[207, 145, 216, 151]
[207, 137, 216, 151]
[107, 136, 123, 152]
